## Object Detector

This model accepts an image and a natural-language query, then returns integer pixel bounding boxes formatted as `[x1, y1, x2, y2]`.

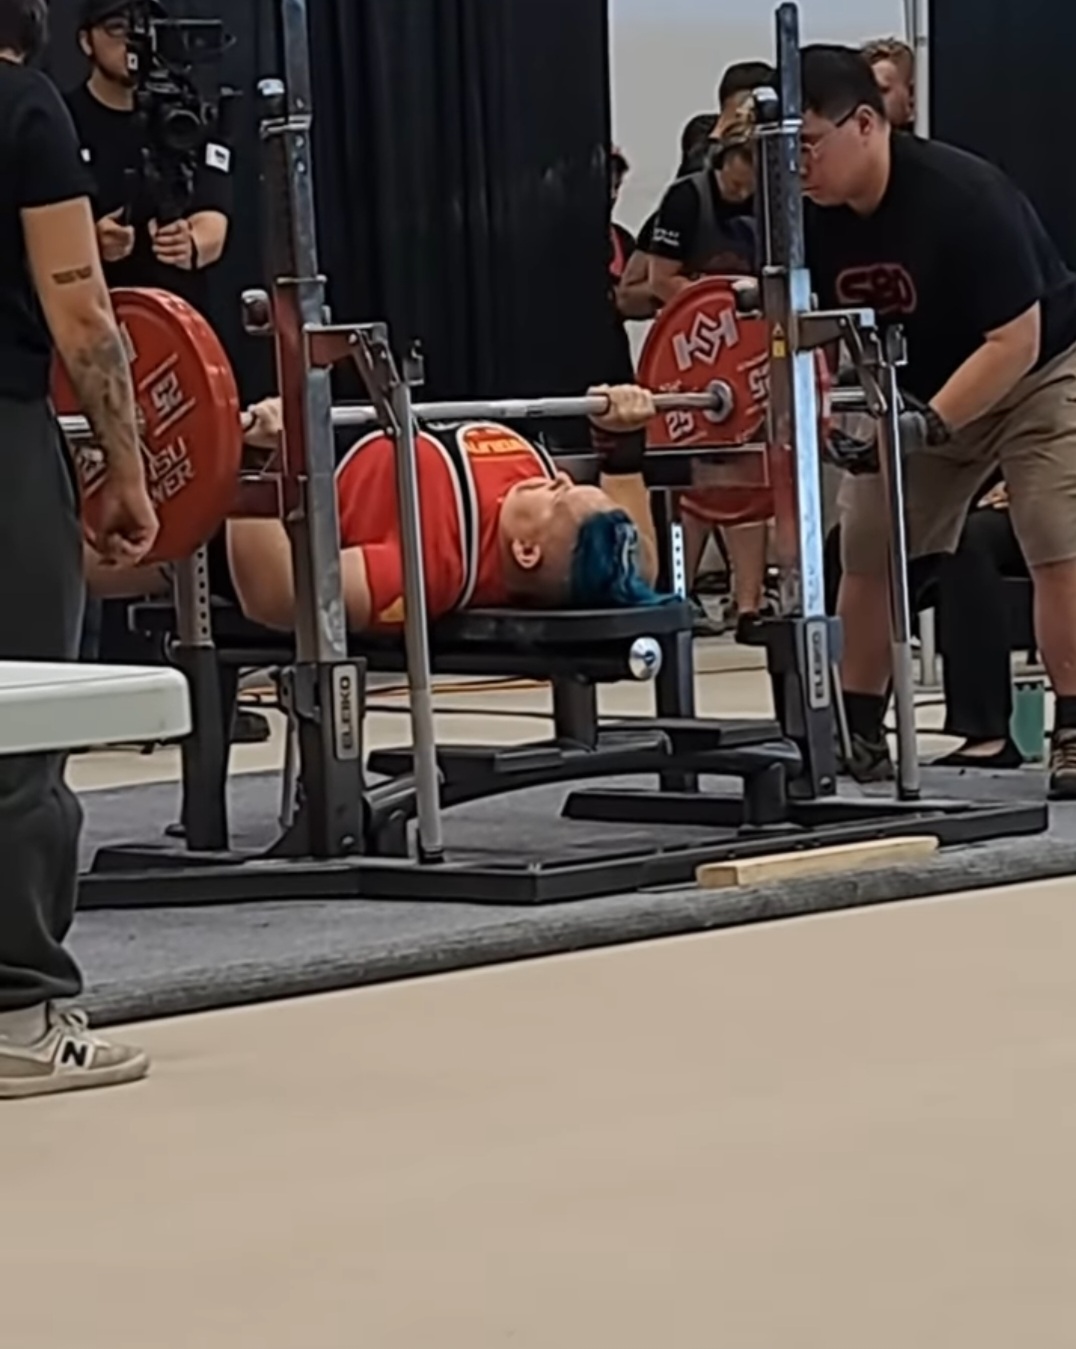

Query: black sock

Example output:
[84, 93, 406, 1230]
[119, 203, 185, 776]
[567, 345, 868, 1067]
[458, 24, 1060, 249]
[1055, 697, 1076, 732]
[844, 691, 887, 741]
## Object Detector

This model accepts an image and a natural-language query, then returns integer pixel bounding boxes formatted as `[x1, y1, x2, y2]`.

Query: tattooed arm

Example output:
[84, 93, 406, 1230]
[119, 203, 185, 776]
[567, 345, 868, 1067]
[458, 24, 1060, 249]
[21, 197, 141, 477]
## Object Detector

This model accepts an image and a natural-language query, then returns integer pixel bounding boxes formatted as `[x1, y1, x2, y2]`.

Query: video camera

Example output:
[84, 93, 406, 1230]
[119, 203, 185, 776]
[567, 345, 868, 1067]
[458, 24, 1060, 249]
[124, 2, 235, 224]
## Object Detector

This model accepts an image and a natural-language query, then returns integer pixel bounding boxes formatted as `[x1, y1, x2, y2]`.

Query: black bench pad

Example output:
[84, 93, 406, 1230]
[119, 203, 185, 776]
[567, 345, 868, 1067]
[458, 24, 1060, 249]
[130, 599, 694, 678]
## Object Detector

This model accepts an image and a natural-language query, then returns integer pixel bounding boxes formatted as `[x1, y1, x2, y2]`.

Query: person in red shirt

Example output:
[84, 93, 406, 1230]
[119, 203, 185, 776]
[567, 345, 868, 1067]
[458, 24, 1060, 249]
[227, 384, 665, 631]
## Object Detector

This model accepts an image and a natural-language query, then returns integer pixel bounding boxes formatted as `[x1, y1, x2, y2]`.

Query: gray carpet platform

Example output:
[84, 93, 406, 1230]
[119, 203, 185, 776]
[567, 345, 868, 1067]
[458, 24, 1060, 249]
[71, 764, 1076, 1026]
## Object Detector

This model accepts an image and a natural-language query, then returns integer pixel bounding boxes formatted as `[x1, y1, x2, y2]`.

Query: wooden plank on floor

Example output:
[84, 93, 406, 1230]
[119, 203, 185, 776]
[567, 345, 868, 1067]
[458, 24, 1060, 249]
[695, 835, 939, 890]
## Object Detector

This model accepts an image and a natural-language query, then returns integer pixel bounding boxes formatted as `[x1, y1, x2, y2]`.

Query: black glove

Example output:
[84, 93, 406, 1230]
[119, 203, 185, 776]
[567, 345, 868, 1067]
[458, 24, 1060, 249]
[590, 424, 646, 476]
[900, 390, 952, 446]
[824, 413, 879, 475]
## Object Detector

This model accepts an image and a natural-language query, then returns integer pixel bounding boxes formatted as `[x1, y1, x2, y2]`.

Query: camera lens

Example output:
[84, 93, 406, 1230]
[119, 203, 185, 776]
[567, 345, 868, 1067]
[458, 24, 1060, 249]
[161, 106, 204, 154]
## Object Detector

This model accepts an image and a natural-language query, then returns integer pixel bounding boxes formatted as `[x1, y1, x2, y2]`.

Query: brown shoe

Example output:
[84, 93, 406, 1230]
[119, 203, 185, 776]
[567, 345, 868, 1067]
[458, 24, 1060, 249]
[0, 1007, 149, 1100]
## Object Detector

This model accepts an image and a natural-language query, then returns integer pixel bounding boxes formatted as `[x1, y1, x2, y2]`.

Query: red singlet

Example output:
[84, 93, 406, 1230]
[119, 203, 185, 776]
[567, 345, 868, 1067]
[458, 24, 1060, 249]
[335, 422, 556, 629]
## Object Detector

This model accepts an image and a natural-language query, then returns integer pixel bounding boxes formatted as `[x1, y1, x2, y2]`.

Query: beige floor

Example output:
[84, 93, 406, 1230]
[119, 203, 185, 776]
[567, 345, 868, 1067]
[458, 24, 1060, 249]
[3, 877, 1075, 1348]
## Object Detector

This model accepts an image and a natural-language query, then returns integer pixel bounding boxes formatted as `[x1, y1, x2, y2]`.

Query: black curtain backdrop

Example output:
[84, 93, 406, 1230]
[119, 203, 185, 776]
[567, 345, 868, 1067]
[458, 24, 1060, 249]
[44, 0, 612, 417]
[304, 0, 611, 426]
[933, 0, 1076, 267]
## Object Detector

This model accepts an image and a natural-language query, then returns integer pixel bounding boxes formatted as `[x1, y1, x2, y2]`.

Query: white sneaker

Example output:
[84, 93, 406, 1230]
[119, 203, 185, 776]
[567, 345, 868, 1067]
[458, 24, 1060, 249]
[0, 1007, 149, 1099]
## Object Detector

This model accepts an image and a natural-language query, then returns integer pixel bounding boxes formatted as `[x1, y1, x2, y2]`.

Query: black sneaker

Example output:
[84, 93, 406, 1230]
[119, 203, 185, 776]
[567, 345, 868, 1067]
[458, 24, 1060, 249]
[232, 708, 272, 745]
[735, 603, 776, 646]
[841, 730, 896, 784]
[1048, 729, 1076, 800]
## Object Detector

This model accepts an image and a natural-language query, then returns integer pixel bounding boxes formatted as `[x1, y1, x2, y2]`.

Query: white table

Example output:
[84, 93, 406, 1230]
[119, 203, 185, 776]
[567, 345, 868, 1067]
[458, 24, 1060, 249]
[0, 662, 190, 755]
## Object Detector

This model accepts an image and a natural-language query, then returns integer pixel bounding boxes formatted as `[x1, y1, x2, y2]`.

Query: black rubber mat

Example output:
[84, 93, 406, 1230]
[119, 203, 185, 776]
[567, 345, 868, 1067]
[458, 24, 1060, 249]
[69, 765, 1075, 1026]
[78, 772, 732, 871]
[79, 763, 1058, 869]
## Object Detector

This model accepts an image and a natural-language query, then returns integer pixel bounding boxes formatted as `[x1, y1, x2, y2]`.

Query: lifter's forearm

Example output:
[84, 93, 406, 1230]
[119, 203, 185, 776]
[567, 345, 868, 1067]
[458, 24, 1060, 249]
[60, 319, 141, 475]
[931, 328, 1039, 432]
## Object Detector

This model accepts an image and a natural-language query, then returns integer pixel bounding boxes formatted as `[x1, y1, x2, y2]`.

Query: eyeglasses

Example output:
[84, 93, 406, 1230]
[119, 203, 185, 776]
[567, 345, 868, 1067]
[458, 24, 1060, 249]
[100, 16, 132, 39]
[800, 108, 857, 161]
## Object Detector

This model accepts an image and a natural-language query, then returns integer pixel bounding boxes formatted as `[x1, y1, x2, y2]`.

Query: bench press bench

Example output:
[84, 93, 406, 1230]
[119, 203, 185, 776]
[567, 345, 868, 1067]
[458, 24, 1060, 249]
[127, 595, 804, 858]
[83, 588, 1042, 911]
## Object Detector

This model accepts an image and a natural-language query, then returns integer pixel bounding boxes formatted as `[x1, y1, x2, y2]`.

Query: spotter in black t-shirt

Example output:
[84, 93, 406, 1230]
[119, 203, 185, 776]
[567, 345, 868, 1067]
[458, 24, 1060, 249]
[804, 133, 1076, 402]
[0, 64, 93, 401]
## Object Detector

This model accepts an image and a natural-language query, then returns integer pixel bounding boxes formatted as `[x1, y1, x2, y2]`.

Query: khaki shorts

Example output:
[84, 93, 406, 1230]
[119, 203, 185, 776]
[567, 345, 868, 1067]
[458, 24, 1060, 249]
[839, 340, 1076, 574]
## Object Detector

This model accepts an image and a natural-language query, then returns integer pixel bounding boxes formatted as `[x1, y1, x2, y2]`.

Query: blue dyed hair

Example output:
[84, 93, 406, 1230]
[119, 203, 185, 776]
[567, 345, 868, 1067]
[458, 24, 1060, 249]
[567, 510, 672, 609]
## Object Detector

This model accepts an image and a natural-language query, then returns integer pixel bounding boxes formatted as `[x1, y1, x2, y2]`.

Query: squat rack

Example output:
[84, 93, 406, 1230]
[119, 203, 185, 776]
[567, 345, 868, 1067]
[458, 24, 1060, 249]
[254, 0, 927, 841]
[77, 0, 1045, 909]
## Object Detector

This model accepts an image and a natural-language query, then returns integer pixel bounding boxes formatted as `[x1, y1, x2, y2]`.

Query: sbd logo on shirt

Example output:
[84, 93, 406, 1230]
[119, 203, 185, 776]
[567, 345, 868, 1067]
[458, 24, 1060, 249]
[836, 263, 918, 317]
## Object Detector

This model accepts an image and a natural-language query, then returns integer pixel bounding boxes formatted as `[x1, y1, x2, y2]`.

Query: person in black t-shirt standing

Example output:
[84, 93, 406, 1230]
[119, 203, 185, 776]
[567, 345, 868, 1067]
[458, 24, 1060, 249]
[65, 0, 233, 310]
[0, 0, 158, 1096]
[648, 94, 771, 626]
[800, 45, 1076, 797]
[614, 114, 720, 324]
[644, 61, 773, 306]
[648, 96, 760, 307]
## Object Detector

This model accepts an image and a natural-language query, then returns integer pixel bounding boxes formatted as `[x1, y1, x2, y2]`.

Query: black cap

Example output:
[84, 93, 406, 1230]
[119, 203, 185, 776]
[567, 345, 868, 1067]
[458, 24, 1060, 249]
[78, 0, 165, 31]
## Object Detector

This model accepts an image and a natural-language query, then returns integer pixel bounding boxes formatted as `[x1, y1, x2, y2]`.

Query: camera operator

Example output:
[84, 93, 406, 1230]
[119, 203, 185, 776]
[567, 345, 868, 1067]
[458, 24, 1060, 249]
[65, 0, 232, 308]
[0, 0, 157, 1096]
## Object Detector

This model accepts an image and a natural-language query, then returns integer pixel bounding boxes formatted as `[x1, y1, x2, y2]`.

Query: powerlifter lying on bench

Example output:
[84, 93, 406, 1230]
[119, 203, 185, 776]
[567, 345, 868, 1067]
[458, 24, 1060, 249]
[86, 385, 667, 627]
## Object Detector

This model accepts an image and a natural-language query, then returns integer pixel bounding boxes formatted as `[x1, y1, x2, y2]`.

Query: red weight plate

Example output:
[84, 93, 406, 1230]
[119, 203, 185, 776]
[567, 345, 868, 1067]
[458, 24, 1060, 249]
[52, 287, 242, 564]
[640, 278, 773, 525]
[639, 277, 769, 449]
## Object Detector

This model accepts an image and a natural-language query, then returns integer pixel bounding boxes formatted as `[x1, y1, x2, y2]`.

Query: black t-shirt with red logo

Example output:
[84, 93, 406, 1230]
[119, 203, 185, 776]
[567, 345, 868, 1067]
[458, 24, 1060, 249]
[804, 133, 1076, 402]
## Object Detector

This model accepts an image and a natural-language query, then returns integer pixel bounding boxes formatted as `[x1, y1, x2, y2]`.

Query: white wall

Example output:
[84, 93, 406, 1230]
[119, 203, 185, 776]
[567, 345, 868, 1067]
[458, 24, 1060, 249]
[610, 0, 906, 234]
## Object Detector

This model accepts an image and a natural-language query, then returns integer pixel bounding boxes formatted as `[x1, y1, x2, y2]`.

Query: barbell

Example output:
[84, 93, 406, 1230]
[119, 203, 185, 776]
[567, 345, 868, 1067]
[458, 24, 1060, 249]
[59, 388, 735, 447]
[53, 285, 869, 566]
